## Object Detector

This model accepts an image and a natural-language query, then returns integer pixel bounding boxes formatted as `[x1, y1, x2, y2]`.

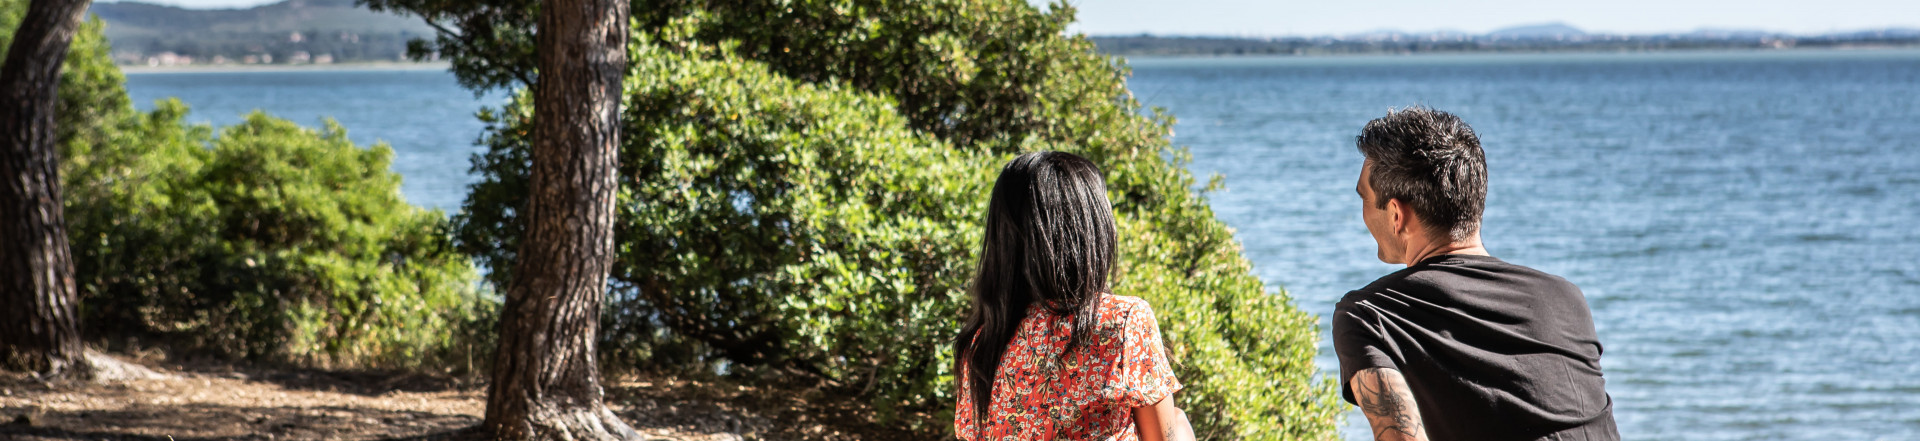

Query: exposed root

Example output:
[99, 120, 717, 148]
[80, 350, 167, 382]
[492, 404, 645, 441]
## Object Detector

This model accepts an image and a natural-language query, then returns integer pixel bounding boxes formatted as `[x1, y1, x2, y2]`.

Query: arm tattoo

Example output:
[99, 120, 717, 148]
[1163, 424, 1176, 441]
[1354, 368, 1426, 441]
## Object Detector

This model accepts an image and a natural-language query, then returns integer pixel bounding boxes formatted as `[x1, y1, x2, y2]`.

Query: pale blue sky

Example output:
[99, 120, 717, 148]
[106, 0, 1920, 36]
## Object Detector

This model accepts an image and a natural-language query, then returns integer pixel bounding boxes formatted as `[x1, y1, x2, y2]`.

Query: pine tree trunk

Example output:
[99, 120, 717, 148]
[479, 0, 633, 436]
[0, 0, 92, 376]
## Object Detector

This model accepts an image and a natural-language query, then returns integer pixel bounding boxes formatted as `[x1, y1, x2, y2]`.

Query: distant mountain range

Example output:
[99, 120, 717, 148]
[1093, 23, 1920, 57]
[91, 0, 434, 65]
[85, 2, 1920, 66]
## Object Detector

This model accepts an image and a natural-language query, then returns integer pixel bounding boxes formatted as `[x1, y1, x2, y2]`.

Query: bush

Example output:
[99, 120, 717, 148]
[2, 4, 493, 371]
[65, 106, 495, 370]
[458, 27, 995, 420]
[452, 3, 1343, 438]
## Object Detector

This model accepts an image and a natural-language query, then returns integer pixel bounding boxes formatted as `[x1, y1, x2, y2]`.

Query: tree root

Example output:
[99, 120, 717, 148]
[28, 350, 168, 383]
[490, 404, 646, 441]
[79, 350, 165, 382]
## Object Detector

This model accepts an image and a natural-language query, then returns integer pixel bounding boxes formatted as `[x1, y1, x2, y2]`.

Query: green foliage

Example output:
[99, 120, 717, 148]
[3, 4, 492, 370]
[64, 105, 494, 369]
[53, 15, 128, 152]
[446, 2, 1343, 438]
[360, 0, 538, 91]
[711, 2, 1348, 433]
[458, 28, 997, 418]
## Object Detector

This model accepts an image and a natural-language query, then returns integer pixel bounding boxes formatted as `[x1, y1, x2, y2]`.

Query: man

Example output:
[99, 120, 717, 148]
[1335, 107, 1619, 441]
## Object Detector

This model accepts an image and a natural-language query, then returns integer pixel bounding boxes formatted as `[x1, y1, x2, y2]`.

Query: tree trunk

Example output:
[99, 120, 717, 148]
[479, 0, 632, 436]
[0, 0, 92, 377]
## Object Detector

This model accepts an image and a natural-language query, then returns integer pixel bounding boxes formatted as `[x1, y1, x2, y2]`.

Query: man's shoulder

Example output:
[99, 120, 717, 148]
[1343, 256, 1588, 314]
[1465, 256, 1573, 283]
[1339, 264, 1437, 304]
[1417, 255, 1582, 295]
[1460, 257, 1587, 301]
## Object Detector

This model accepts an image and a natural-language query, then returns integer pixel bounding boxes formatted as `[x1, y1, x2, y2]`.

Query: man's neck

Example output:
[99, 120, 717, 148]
[1402, 235, 1489, 267]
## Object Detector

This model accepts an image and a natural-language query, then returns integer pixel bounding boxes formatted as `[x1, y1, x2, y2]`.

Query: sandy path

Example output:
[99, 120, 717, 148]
[0, 356, 924, 441]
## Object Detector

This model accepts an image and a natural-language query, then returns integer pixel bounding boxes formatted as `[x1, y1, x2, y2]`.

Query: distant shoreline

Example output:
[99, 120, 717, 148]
[1102, 44, 1920, 59]
[121, 61, 452, 74]
[1112, 45, 1920, 60]
[116, 46, 1920, 74]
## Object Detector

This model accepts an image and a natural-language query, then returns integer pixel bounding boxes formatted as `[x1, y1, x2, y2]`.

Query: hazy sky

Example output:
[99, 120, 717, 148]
[108, 0, 1920, 36]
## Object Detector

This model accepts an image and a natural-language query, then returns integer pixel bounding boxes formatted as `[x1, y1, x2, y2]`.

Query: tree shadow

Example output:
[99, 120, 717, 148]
[601, 376, 931, 440]
[161, 361, 475, 397]
[0, 425, 179, 441]
[373, 426, 485, 441]
[0, 403, 478, 440]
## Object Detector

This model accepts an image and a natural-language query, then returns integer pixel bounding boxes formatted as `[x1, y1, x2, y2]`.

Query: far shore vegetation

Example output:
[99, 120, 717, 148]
[1091, 29, 1920, 57]
[89, 0, 1920, 67]
[117, 60, 449, 73]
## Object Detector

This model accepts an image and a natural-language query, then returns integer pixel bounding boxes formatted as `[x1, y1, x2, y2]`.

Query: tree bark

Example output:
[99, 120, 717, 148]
[0, 0, 93, 376]
[479, 0, 632, 436]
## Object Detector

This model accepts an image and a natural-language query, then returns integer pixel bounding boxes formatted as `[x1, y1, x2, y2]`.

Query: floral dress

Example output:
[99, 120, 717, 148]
[955, 294, 1183, 441]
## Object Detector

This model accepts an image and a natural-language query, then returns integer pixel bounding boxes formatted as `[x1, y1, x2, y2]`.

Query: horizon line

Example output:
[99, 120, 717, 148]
[91, 0, 1920, 40]
[1081, 22, 1920, 40]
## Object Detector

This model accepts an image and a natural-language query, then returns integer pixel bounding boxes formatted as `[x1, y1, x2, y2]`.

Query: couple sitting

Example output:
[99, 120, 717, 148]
[952, 107, 1620, 441]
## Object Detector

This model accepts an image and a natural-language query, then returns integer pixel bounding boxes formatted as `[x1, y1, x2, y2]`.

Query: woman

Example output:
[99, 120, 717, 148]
[954, 152, 1196, 441]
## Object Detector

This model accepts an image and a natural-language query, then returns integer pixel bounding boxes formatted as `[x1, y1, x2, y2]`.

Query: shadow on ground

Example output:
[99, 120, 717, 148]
[0, 400, 476, 439]
[0, 403, 477, 440]
[0, 355, 940, 441]
[158, 361, 472, 398]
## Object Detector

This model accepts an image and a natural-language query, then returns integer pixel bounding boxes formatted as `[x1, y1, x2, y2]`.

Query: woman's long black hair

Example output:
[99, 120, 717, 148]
[955, 151, 1119, 424]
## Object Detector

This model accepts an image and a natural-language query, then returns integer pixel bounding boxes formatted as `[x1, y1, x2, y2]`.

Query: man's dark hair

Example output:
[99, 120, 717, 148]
[1356, 106, 1487, 241]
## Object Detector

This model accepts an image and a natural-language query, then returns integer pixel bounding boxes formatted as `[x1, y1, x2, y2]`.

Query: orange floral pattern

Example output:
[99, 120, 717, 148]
[955, 294, 1182, 441]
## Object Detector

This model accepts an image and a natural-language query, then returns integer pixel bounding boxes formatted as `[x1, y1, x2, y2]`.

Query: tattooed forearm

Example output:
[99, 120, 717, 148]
[1353, 368, 1427, 441]
[1135, 399, 1196, 441]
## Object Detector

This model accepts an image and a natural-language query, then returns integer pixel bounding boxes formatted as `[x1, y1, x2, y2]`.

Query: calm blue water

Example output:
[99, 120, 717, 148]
[124, 50, 1920, 440]
[126, 67, 506, 211]
[1127, 50, 1920, 440]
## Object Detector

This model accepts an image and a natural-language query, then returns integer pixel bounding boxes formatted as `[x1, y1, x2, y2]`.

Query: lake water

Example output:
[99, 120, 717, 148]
[126, 66, 505, 211]
[126, 49, 1920, 440]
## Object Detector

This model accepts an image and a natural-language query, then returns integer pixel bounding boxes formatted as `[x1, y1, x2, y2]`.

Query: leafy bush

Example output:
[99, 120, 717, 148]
[2, 5, 493, 371]
[451, 2, 1343, 437]
[65, 106, 494, 370]
[458, 27, 996, 419]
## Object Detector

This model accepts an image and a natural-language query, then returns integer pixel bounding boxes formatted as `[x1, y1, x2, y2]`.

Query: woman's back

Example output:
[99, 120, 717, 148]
[955, 294, 1181, 441]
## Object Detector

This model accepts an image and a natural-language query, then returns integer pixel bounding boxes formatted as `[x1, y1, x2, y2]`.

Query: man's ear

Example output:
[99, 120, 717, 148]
[1386, 198, 1408, 235]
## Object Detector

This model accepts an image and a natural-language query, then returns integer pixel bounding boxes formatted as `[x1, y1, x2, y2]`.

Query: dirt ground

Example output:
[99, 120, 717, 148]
[0, 355, 928, 441]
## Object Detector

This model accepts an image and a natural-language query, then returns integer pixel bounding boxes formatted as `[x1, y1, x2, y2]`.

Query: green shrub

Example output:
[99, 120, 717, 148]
[64, 106, 495, 370]
[458, 26, 996, 419]
[2, 4, 493, 371]
[452, 3, 1342, 437]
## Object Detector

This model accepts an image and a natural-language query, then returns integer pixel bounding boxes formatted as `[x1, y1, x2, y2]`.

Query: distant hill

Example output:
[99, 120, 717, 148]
[1091, 25, 1920, 57]
[90, 0, 436, 65]
[1486, 22, 1586, 39]
[87, 4, 1920, 65]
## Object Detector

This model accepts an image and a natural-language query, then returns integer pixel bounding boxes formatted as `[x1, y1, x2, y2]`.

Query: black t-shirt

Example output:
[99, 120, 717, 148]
[1334, 254, 1619, 441]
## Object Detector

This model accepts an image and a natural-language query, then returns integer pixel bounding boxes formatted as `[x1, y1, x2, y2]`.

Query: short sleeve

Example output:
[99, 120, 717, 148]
[1109, 300, 1183, 408]
[1333, 296, 1400, 406]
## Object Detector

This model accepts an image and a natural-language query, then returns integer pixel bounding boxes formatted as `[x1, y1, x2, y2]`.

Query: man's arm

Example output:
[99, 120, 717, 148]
[1134, 396, 1196, 441]
[1351, 367, 1428, 441]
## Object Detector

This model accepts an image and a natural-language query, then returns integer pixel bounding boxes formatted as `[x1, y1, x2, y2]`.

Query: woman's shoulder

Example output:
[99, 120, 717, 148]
[1095, 294, 1157, 329]
[1097, 293, 1150, 312]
